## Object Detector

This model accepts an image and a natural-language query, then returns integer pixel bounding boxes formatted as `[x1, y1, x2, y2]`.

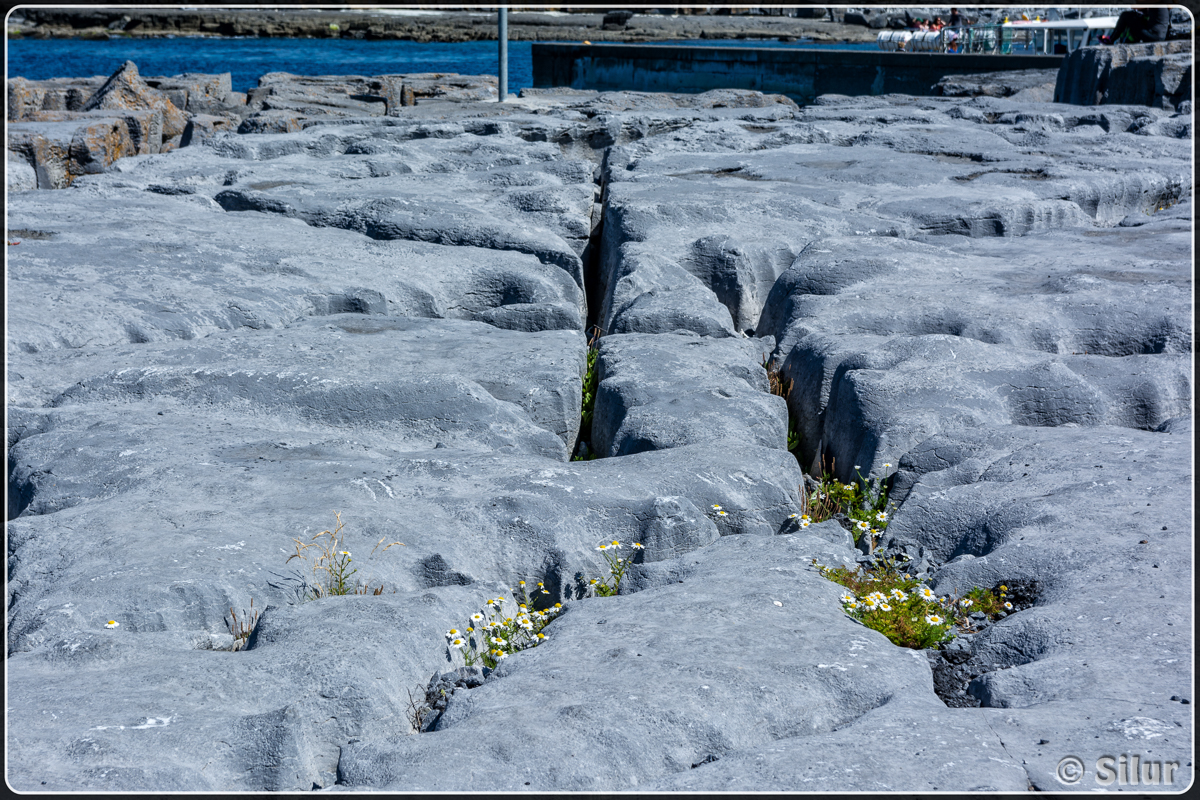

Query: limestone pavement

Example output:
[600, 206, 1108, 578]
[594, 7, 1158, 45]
[4, 64, 1194, 792]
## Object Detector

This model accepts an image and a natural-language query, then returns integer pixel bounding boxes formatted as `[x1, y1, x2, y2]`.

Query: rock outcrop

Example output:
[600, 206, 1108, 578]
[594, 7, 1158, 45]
[1055, 41, 1193, 111]
[6, 63, 520, 190]
[7, 63, 245, 188]
[5, 71, 1193, 793]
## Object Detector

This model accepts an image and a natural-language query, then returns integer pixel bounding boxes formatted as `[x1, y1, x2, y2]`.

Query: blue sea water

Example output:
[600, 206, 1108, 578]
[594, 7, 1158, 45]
[6, 36, 877, 93]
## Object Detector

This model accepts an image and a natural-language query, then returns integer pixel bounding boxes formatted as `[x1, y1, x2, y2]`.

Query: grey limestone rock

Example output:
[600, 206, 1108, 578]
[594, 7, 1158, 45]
[935, 68, 1060, 99]
[7, 148, 38, 192]
[591, 331, 787, 457]
[82, 60, 188, 140]
[4, 71, 1192, 793]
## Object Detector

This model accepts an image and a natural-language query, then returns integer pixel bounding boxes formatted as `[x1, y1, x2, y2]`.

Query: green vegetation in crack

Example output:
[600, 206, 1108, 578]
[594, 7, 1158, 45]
[573, 326, 602, 461]
[442, 538, 643, 670]
[813, 559, 1025, 650]
[802, 461, 894, 551]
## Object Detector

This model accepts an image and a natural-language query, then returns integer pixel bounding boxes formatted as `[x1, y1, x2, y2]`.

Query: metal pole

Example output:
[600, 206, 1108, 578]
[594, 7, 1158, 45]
[498, 6, 508, 102]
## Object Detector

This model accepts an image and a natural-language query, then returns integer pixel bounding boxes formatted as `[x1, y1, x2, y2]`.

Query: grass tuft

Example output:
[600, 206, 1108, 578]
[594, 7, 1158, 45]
[762, 356, 800, 452]
[286, 511, 403, 600]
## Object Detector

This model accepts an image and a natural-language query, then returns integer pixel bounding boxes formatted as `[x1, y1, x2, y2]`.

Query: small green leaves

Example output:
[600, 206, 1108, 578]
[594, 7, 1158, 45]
[804, 462, 894, 550]
[589, 540, 642, 596]
[814, 557, 1016, 649]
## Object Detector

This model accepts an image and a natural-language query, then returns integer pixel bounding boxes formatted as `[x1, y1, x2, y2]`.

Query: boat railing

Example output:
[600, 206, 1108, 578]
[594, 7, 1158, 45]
[876, 17, 1118, 55]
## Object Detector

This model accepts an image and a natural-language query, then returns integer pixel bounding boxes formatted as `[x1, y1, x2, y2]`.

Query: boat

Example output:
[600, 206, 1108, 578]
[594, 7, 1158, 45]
[877, 16, 1119, 55]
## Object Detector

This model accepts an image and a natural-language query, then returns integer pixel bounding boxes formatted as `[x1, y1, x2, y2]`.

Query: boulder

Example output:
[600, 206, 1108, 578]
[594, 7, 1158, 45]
[7, 116, 141, 188]
[237, 109, 304, 134]
[380, 76, 416, 114]
[7, 75, 106, 120]
[82, 60, 188, 139]
[180, 113, 239, 147]
[934, 69, 1060, 98]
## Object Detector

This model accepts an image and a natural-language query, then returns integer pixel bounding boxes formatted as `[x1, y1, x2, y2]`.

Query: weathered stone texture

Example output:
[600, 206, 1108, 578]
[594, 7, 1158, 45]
[4, 74, 1193, 793]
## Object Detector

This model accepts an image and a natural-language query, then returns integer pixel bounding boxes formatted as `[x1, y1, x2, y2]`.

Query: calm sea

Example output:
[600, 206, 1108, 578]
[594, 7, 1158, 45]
[6, 36, 877, 93]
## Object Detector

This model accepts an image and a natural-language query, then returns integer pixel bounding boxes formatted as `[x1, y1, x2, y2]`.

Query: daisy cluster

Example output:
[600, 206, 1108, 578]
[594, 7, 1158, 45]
[589, 539, 644, 597]
[444, 539, 650, 670]
[447, 580, 563, 670]
[803, 463, 895, 551]
[815, 556, 1020, 649]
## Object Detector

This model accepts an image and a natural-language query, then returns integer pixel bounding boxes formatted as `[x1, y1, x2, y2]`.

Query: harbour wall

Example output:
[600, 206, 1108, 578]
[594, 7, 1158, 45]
[531, 43, 1064, 102]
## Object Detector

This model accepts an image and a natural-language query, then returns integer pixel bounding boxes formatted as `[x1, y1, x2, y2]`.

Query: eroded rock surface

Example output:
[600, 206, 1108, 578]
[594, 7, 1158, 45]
[5, 74, 1192, 793]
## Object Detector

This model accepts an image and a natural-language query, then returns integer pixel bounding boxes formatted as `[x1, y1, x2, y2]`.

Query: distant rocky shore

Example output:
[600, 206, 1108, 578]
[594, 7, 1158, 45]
[9, 7, 878, 44]
[11, 7, 1194, 44]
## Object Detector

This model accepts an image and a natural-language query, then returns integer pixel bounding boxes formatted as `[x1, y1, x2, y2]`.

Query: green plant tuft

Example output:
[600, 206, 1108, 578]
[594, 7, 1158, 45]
[585, 538, 643, 597]
[803, 460, 894, 551]
[573, 327, 602, 461]
[286, 511, 403, 600]
[762, 356, 800, 453]
[446, 580, 562, 670]
[814, 557, 1020, 649]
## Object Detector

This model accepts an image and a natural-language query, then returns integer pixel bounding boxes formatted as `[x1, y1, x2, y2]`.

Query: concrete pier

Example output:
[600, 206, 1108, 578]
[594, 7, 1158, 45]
[532, 43, 1063, 102]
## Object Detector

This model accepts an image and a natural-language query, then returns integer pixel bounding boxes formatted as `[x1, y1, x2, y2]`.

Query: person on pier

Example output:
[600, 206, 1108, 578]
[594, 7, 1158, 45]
[1102, 7, 1171, 44]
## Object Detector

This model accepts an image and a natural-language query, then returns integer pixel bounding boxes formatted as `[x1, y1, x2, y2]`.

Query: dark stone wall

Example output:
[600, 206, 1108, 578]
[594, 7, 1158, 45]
[533, 43, 1062, 104]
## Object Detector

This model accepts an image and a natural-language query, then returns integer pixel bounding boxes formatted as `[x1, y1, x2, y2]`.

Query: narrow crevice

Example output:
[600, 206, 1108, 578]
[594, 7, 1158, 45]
[571, 154, 611, 462]
[582, 161, 609, 336]
[572, 329, 600, 461]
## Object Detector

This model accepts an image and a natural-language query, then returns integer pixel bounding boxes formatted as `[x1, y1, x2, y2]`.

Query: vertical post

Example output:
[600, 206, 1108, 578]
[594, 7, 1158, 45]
[498, 6, 508, 102]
